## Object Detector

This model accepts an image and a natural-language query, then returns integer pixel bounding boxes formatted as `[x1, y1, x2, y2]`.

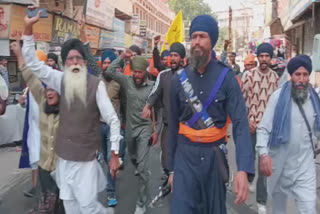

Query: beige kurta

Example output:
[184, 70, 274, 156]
[21, 65, 59, 172]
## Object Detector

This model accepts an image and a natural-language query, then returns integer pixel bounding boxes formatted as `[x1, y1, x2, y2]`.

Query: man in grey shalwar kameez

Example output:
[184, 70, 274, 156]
[256, 55, 320, 214]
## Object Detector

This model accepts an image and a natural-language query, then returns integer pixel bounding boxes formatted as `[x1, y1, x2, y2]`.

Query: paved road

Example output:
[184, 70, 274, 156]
[0, 143, 257, 214]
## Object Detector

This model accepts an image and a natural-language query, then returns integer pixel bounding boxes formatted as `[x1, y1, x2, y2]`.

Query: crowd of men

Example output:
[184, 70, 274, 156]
[0, 6, 319, 214]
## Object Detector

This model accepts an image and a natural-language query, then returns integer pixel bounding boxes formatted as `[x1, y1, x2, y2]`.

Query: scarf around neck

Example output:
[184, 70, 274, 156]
[269, 81, 320, 147]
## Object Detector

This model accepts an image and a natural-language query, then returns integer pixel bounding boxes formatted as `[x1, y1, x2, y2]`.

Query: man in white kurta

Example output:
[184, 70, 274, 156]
[256, 55, 319, 214]
[21, 10, 121, 214]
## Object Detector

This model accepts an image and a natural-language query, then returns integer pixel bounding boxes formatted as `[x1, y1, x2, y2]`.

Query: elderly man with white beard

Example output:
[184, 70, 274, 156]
[21, 8, 122, 214]
[257, 55, 320, 214]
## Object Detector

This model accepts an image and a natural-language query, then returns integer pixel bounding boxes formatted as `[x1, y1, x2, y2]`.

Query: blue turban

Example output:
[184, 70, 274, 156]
[189, 15, 219, 48]
[257, 43, 274, 58]
[161, 50, 170, 59]
[101, 50, 117, 64]
[287, 55, 312, 76]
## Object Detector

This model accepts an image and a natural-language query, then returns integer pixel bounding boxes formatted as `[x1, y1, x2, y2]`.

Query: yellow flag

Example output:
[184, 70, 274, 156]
[165, 10, 184, 46]
[160, 42, 167, 54]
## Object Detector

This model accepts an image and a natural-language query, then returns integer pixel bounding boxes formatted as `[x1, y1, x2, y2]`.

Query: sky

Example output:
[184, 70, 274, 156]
[206, 0, 252, 12]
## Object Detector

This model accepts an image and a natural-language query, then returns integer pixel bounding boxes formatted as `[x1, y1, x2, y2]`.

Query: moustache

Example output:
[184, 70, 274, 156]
[68, 64, 82, 72]
[293, 83, 308, 88]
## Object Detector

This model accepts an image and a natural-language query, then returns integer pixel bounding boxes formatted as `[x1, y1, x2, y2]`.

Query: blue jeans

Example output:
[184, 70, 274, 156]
[100, 123, 116, 198]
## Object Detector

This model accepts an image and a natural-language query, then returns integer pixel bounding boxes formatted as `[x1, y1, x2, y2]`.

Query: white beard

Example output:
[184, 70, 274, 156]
[63, 65, 88, 110]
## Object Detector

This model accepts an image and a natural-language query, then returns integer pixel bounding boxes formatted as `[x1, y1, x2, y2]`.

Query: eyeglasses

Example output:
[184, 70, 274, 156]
[66, 56, 84, 62]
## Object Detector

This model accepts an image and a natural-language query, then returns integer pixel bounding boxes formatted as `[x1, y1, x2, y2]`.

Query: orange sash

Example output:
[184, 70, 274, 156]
[179, 117, 231, 143]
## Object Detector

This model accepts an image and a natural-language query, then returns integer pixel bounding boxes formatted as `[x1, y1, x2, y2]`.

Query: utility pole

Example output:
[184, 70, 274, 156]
[228, 6, 233, 56]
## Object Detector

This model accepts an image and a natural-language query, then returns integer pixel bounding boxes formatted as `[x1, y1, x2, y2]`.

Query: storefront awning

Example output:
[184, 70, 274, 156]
[286, 20, 306, 31]
[115, 8, 131, 21]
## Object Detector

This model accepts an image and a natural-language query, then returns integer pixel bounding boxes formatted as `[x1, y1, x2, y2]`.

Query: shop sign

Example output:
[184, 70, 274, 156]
[131, 14, 139, 35]
[86, 0, 113, 30]
[132, 36, 143, 47]
[99, 29, 113, 49]
[34, 14, 53, 42]
[52, 16, 80, 45]
[9, 5, 25, 40]
[125, 33, 132, 48]
[113, 18, 125, 48]
[140, 20, 147, 38]
[10, 5, 53, 41]
[85, 24, 100, 49]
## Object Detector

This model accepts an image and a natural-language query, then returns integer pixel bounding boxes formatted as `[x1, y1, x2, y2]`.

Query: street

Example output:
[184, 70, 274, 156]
[0, 142, 257, 214]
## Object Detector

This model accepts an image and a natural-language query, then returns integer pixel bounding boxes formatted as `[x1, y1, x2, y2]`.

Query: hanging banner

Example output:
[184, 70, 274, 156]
[85, 24, 100, 49]
[86, 0, 113, 30]
[99, 29, 113, 49]
[113, 18, 125, 48]
[0, 4, 10, 39]
[52, 16, 80, 45]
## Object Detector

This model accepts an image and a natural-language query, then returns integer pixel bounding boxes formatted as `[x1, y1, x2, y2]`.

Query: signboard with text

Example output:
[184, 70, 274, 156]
[140, 20, 147, 38]
[113, 18, 125, 48]
[99, 29, 113, 49]
[52, 16, 80, 45]
[85, 24, 100, 49]
[86, 0, 113, 30]
[9, 5, 25, 40]
[10, 5, 53, 41]
[34, 14, 53, 42]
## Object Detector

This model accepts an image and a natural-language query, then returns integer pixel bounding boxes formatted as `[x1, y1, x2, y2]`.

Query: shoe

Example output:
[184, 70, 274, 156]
[108, 198, 118, 207]
[257, 203, 266, 214]
[161, 173, 168, 181]
[119, 158, 124, 170]
[134, 205, 146, 214]
[23, 187, 36, 198]
[249, 182, 256, 193]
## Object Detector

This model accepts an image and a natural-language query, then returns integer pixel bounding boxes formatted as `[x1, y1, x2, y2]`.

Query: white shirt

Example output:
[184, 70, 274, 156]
[27, 92, 41, 165]
[22, 35, 121, 151]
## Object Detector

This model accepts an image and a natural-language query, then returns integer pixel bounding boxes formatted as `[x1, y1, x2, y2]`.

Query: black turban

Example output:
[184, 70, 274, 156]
[170, 43, 186, 59]
[61, 39, 86, 65]
[129, 45, 141, 55]
[47, 53, 58, 64]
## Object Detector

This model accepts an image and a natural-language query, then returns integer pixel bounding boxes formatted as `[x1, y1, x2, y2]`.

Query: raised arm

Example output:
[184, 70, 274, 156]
[22, 8, 63, 93]
[105, 51, 133, 90]
[78, 17, 102, 77]
[11, 41, 44, 105]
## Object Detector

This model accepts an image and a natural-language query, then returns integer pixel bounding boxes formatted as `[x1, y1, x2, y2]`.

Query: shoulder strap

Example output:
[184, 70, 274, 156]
[188, 67, 229, 127]
[297, 101, 316, 159]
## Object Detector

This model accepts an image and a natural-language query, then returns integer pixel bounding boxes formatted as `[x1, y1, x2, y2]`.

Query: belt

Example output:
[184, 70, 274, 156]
[178, 117, 231, 143]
